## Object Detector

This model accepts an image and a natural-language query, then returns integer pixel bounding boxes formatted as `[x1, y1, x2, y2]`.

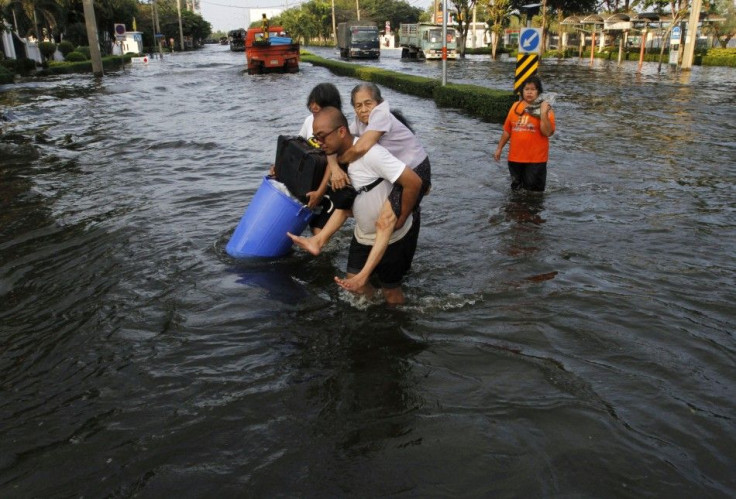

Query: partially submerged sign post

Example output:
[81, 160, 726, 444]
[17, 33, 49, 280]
[515, 28, 541, 94]
[515, 4, 542, 94]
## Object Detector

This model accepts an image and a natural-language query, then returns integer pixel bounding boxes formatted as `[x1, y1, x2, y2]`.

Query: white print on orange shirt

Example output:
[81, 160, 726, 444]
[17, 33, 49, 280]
[512, 114, 536, 132]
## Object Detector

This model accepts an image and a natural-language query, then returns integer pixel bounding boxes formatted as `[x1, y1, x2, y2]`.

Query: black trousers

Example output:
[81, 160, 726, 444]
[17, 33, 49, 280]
[508, 161, 547, 192]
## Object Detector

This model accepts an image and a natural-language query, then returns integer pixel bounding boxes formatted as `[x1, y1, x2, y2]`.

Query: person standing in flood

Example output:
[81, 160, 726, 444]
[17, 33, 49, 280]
[493, 76, 555, 192]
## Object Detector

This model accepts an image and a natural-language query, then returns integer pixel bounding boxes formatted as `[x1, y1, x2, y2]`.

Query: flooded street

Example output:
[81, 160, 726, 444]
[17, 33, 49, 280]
[1, 45, 735, 496]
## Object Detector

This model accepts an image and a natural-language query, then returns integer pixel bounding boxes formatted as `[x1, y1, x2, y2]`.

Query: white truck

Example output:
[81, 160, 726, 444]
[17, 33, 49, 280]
[399, 23, 458, 60]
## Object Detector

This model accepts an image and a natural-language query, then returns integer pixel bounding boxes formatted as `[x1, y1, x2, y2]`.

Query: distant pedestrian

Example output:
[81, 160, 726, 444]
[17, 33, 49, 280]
[261, 14, 270, 40]
[494, 76, 555, 192]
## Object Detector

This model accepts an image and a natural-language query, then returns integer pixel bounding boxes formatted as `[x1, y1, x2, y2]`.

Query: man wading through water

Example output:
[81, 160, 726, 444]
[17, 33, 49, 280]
[288, 106, 422, 305]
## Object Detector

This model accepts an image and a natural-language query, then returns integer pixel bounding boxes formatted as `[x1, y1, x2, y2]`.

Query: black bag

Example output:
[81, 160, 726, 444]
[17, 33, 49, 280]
[326, 178, 384, 211]
[274, 135, 327, 203]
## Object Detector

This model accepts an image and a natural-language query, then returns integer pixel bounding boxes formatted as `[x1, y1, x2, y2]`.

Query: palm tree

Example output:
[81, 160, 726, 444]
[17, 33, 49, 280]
[3, 0, 60, 40]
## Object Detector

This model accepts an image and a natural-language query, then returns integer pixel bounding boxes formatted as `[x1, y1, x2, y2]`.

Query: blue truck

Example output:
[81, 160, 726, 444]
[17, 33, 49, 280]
[337, 21, 380, 59]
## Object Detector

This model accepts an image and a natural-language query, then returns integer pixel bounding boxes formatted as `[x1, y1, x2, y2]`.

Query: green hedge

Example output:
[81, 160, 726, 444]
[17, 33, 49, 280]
[574, 47, 736, 66]
[301, 52, 515, 123]
[58, 41, 75, 57]
[38, 41, 57, 59]
[64, 51, 87, 62]
[39, 54, 134, 75]
[434, 83, 516, 123]
[76, 46, 91, 59]
[699, 48, 736, 67]
[0, 58, 36, 80]
[0, 65, 13, 84]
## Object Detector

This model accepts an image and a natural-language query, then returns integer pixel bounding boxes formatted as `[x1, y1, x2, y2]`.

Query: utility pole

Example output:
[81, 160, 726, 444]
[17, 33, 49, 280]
[441, 0, 447, 85]
[176, 0, 185, 51]
[356, 0, 360, 20]
[681, 0, 702, 69]
[331, 0, 336, 41]
[472, 3, 477, 48]
[152, 0, 163, 57]
[82, 0, 104, 76]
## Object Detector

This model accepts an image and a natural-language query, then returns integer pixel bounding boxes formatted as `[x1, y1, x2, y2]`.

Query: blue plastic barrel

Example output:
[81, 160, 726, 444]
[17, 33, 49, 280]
[226, 176, 313, 258]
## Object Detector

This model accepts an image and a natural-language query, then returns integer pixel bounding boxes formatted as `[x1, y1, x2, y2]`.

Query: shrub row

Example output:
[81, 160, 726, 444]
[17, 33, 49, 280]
[559, 47, 736, 66]
[0, 65, 13, 84]
[699, 48, 736, 67]
[1, 57, 37, 75]
[300, 52, 516, 123]
[38, 54, 134, 76]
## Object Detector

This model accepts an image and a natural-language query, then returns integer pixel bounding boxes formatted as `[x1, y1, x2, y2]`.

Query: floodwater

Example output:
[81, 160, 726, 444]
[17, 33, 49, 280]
[1, 45, 735, 497]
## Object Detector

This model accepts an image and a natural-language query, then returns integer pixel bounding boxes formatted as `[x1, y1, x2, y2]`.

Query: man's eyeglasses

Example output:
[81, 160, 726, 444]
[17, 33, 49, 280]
[311, 126, 342, 144]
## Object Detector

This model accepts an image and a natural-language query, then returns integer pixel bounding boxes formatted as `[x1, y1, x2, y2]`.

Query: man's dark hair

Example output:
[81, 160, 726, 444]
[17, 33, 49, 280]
[318, 106, 350, 130]
[307, 83, 342, 111]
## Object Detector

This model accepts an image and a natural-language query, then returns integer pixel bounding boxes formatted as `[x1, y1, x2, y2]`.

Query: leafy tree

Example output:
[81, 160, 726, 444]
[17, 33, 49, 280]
[63, 22, 88, 47]
[92, 0, 140, 37]
[703, 0, 736, 47]
[274, 0, 421, 44]
[277, 8, 321, 44]
[639, 0, 689, 68]
[303, 0, 333, 39]
[2, 0, 61, 41]
[38, 40, 56, 57]
[508, 0, 597, 16]
[360, 0, 422, 33]
[448, 0, 476, 57]
[58, 39, 75, 55]
[479, 0, 513, 58]
[149, 0, 211, 48]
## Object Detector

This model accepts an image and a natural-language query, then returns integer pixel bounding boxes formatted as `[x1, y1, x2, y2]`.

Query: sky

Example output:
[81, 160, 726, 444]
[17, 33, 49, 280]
[199, 0, 431, 33]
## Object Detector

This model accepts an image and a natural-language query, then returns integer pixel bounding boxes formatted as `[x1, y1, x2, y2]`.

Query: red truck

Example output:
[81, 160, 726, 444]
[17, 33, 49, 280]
[245, 26, 300, 75]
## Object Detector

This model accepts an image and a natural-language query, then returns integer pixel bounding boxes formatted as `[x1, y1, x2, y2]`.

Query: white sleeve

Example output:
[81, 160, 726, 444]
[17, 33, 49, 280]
[366, 101, 392, 134]
[364, 143, 405, 183]
[297, 115, 312, 139]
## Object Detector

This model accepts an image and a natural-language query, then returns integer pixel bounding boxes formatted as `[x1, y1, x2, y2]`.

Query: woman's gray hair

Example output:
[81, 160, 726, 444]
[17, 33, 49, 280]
[350, 83, 384, 106]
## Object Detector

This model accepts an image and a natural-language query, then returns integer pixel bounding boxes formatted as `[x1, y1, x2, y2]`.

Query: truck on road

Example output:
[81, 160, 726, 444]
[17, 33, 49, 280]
[337, 21, 380, 59]
[399, 23, 458, 60]
[228, 29, 245, 52]
[244, 26, 300, 74]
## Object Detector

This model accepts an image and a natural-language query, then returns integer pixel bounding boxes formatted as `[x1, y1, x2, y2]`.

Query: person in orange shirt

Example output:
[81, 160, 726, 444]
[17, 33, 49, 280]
[494, 76, 555, 191]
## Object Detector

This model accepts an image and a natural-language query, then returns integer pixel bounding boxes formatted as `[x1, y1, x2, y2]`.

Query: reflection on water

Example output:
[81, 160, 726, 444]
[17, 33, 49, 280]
[1, 46, 735, 497]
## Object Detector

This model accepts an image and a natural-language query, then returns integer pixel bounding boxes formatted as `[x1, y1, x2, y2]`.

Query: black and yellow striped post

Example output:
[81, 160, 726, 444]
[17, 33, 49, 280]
[514, 53, 539, 94]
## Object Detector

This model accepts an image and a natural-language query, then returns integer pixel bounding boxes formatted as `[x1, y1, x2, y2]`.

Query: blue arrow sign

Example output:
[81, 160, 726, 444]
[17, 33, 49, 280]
[519, 28, 541, 54]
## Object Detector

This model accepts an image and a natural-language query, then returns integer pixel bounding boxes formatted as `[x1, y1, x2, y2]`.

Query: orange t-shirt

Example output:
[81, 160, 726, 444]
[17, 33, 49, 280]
[503, 101, 555, 163]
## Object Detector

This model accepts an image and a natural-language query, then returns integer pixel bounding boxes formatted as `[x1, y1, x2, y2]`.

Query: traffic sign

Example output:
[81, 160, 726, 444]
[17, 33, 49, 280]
[519, 28, 542, 54]
[114, 23, 126, 41]
[671, 26, 681, 41]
